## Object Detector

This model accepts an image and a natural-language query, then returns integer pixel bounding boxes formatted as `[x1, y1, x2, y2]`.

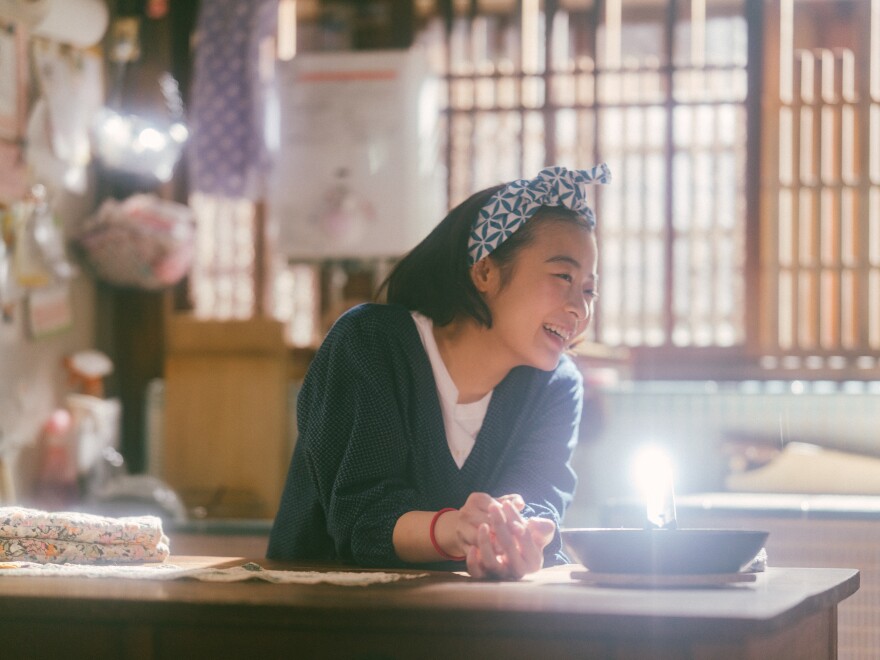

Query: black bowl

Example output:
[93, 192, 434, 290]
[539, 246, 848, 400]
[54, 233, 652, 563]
[561, 528, 769, 575]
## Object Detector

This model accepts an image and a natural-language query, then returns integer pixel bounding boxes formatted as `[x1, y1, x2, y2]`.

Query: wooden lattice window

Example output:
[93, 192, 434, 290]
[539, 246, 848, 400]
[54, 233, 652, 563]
[761, 0, 880, 376]
[431, 0, 751, 360]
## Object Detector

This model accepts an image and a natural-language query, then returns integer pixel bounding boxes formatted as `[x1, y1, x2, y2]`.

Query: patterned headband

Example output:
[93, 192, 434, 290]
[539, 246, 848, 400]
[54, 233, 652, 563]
[467, 164, 611, 265]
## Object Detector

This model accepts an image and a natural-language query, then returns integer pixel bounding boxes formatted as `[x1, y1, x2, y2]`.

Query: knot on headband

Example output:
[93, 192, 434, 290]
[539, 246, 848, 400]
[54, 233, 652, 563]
[467, 163, 611, 265]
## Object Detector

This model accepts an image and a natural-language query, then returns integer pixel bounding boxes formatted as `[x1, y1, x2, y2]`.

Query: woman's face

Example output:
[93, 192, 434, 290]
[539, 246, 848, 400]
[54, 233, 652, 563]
[476, 220, 598, 371]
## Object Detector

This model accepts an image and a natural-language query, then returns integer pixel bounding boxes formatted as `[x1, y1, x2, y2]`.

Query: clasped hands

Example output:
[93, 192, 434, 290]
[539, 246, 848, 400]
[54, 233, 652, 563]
[435, 492, 556, 580]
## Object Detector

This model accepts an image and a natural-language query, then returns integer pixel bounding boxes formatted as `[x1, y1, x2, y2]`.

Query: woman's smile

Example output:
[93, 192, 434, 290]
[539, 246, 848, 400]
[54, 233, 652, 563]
[543, 322, 575, 342]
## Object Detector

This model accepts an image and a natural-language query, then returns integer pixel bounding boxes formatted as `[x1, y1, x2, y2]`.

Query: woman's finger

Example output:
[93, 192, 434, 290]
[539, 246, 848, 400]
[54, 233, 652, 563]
[498, 494, 526, 511]
[466, 545, 486, 579]
[464, 492, 496, 513]
[458, 493, 502, 548]
[519, 517, 556, 570]
[489, 504, 516, 552]
[501, 499, 526, 530]
[494, 503, 529, 577]
[527, 516, 557, 544]
[490, 503, 534, 578]
[476, 522, 506, 576]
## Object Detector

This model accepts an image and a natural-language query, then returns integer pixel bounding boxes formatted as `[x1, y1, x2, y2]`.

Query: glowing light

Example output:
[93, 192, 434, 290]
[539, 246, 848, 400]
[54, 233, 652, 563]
[169, 122, 189, 143]
[98, 111, 132, 143]
[138, 127, 167, 151]
[631, 444, 677, 529]
[92, 108, 189, 181]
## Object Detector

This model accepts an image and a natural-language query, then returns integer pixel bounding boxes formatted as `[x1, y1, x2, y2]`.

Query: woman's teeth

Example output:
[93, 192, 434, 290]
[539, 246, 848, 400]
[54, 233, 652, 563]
[543, 324, 569, 341]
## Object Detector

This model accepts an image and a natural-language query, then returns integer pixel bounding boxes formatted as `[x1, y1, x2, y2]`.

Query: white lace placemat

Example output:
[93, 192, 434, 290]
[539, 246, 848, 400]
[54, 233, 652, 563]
[0, 561, 427, 586]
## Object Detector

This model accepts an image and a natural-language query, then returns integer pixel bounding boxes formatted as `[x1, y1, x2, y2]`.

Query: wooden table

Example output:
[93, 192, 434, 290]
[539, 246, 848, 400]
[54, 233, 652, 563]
[0, 557, 858, 659]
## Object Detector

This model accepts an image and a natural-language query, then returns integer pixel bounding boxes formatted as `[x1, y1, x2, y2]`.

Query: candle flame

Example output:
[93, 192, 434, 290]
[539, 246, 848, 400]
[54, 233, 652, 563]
[632, 445, 677, 529]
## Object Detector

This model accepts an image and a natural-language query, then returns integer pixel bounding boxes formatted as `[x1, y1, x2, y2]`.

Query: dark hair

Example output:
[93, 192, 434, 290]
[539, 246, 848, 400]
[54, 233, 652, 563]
[378, 186, 594, 328]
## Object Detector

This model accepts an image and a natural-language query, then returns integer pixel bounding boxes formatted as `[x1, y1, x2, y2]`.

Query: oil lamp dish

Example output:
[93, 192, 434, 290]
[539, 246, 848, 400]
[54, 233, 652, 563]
[561, 528, 769, 575]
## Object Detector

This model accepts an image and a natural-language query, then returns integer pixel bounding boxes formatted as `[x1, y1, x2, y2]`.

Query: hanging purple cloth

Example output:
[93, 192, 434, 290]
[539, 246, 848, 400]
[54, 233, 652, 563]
[188, 0, 277, 200]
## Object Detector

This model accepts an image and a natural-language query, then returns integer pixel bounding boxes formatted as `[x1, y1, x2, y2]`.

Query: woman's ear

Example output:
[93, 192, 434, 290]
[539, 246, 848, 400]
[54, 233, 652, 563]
[470, 257, 498, 294]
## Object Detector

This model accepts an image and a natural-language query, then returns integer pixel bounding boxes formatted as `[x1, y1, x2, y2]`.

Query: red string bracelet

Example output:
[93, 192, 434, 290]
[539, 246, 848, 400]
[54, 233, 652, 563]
[429, 507, 466, 562]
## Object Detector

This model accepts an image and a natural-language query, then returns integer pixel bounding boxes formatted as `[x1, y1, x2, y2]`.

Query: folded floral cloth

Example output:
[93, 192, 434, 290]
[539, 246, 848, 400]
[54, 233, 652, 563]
[0, 507, 169, 564]
[0, 536, 170, 564]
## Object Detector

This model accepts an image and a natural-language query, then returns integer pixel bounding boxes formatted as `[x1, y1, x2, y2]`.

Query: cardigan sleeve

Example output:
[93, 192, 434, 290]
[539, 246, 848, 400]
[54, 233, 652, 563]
[491, 357, 583, 566]
[295, 310, 422, 567]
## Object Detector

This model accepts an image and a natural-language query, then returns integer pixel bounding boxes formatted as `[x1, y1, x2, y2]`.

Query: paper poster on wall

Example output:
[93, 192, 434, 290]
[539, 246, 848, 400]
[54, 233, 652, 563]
[269, 48, 444, 260]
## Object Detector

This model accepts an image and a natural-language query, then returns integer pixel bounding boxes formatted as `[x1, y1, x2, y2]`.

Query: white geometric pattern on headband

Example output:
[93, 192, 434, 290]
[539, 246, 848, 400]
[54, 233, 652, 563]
[467, 163, 611, 265]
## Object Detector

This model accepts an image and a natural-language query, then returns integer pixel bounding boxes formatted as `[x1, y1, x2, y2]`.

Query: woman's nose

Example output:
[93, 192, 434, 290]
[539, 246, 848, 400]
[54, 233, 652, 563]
[566, 288, 589, 321]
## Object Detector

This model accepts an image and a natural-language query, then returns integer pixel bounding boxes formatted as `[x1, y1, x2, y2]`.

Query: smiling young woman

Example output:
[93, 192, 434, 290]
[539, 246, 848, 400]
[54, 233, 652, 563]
[267, 165, 610, 580]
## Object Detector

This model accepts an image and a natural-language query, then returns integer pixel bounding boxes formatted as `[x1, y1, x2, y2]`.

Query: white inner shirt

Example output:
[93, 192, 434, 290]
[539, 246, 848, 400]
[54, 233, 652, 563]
[411, 312, 492, 469]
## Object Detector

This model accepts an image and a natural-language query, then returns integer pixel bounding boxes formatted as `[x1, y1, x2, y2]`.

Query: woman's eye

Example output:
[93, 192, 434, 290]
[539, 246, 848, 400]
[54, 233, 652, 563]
[555, 273, 573, 283]
[584, 290, 599, 301]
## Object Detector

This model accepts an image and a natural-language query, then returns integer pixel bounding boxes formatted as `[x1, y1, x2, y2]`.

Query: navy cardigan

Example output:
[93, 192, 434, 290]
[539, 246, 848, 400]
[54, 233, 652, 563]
[267, 303, 582, 568]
